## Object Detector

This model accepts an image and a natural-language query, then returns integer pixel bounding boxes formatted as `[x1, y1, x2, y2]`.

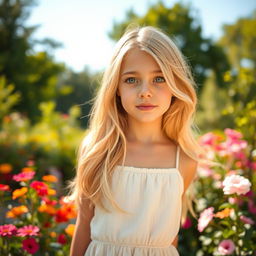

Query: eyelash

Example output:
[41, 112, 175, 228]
[124, 76, 166, 84]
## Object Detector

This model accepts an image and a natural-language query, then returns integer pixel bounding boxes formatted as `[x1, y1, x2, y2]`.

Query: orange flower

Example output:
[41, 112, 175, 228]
[38, 204, 57, 215]
[55, 203, 77, 222]
[63, 204, 77, 219]
[12, 187, 28, 200]
[42, 175, 58, 183]
[21, 167, 34, 173]
[50, 231, 57, 238]
[6, 205, 28, 218]
[47, 188, 56, 196]
[65, 224, 75, 237]
[0, 163, 13, 174]
[214, 208, 232, 219]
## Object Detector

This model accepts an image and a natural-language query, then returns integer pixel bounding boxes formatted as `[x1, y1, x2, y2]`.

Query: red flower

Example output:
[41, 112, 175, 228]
[55, 209, 69, 223]
[0, 184, 10, 191]
[22, 237, 39, 254]
[57, 234, 67, 244]
[30, 181, 48, 196]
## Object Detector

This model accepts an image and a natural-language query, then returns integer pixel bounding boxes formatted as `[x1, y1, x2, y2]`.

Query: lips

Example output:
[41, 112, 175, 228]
[136, 104, 157, 111]
[136, 103, 157, 107]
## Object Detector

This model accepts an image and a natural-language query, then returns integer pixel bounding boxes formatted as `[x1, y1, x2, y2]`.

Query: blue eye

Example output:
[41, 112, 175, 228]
[125, 77, 138, 84]
[154, 76, 165, 83]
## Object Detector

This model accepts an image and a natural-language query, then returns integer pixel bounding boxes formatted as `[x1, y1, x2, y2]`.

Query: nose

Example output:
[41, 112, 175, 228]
[138, 81, 152, 98]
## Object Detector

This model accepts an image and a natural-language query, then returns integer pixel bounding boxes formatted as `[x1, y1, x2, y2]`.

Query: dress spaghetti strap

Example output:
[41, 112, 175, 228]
[176, 145, 180, 169]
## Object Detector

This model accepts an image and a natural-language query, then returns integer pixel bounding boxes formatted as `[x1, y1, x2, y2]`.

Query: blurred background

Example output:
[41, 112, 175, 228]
[0, 0, 256, 254]
[1, 0, 255, 184]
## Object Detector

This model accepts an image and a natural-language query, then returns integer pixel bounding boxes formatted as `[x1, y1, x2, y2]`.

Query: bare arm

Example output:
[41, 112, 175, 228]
[69, 198, 95, 256]
[172, 235, 178, 248]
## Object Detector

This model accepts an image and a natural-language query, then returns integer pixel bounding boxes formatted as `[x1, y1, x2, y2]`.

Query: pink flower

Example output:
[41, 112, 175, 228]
[248, 200, 256, 214]
[217, 239, 235, 255]
[199, 132, 220, 146]
[224, 128, 242, 140]
[13, 171, 35, 182]
[198, 166, 213, 178]
[30, 181, 48, 196]
[240, 215, 255, 225]
[17, 225, 40, 237]
[0, 224, 17, 237]
[222, 174, 251, 195]
[197, 207, 214, 232]
[22, 237, 39, 254]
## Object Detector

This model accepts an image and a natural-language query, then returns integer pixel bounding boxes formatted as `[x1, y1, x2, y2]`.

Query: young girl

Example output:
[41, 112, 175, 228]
[68, 25, 207, 256]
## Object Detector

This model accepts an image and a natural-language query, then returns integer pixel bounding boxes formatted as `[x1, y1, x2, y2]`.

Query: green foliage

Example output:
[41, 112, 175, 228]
[219, 11, 256, 68]
[0, 76, 21, 123]
[0, 103, 85, 183]
[108, 1, 230, 91]
[0, 0, 65, 123]
[55, 67, 101, 128]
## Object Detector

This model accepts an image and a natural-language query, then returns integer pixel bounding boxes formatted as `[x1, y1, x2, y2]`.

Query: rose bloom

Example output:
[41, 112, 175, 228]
[222, 174, 251, 195]
[197, 207, 214, 232]
[217, 239, 235, 255]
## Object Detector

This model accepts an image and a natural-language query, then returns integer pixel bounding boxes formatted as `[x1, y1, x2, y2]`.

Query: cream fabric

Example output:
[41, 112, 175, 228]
[85, 146, 184, 256]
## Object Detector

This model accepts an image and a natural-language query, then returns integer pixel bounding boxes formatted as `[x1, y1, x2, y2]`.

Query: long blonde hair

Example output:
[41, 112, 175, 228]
[67, 25, 214, 225]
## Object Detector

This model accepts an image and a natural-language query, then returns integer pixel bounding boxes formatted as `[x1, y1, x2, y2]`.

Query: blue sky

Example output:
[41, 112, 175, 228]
[27, 0, 256, 73]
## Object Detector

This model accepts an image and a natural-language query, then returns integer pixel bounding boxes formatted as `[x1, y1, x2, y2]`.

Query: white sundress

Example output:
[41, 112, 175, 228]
[85, 145, 184, 256]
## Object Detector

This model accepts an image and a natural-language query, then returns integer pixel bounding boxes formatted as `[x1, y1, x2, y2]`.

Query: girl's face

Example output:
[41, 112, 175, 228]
[117, 48, 173, 124]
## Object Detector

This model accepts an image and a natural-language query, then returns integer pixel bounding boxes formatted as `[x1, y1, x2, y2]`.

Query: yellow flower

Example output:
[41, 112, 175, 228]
[6, 205, 28, 218]
[12, 187, 28, 200]
[47, 188, 56, 196]
[0, 163, 13, 174]
[65, 224, 75, 237]
[42, 175, 58, 183]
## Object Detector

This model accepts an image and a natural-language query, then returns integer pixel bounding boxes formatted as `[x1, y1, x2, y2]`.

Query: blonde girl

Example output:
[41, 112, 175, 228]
[68, 25, 208, 256]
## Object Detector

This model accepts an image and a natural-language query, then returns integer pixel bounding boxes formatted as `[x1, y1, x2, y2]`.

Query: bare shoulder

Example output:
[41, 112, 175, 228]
[179, 147, 198, 195]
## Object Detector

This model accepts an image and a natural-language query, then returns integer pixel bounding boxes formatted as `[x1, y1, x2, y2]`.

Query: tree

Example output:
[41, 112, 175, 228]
[0, 0, 64, 122]
[55, 67, 101, 128]
[108, 1, 230, 93]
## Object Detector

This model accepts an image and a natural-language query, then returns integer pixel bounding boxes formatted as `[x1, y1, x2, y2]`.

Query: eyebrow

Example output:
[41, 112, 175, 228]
[121, 70, 163, 76]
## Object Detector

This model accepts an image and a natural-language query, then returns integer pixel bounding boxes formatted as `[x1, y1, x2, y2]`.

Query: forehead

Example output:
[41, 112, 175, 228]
[120, 48, 161, 73]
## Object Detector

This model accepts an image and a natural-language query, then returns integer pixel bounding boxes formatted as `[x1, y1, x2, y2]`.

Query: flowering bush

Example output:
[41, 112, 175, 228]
[0, 162, 77, 255]
[195, 128, 256, 255]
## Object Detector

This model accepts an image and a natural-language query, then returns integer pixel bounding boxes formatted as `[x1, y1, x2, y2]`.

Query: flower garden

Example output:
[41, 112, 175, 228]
[0, 111, 255, 256]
